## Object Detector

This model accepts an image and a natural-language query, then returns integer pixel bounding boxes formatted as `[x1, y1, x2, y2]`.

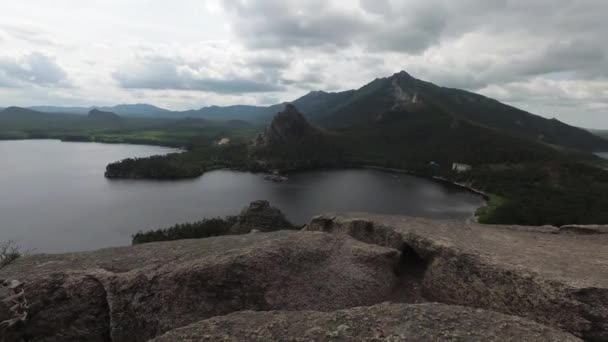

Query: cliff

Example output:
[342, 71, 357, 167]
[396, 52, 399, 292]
[1, 214, 607, 341]
[252, 104, 316, 148]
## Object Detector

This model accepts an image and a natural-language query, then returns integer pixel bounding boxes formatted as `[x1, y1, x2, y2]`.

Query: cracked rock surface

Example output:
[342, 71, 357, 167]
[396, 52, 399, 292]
[150, 303, 580, 342]
[0, 231, 398, 342]
[305, 213, 608, 340]
[1, 214, 605, 341]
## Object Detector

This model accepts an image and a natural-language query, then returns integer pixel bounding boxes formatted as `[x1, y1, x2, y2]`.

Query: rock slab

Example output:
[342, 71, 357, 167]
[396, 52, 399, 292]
[0, 231, 398, 342]
[305, 213, 608, 340]
[151, 303, 580, 342]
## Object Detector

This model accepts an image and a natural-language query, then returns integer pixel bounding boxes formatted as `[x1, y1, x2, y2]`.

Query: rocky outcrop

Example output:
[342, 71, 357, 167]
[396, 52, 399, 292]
[151, 303, 580, 342]
[305, 213, 608, 340]
[2, 214, 607, 341]
[252, 104, 316, 148]
[230, 200, 295, 234]
[559, 224, 608, 235]
[0, 231, 398, 342]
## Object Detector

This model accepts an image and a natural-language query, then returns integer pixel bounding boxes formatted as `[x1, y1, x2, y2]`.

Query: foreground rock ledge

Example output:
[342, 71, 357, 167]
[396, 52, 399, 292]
[1, 214, 606, 341]
[151, 303, 580, 342]
[305, 213, 608, 340]
[0, 231, 398, 342]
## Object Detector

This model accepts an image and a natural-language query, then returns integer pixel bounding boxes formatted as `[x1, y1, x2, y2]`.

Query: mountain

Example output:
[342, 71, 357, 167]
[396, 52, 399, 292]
[7, 70, 608, 151]
[589, 129, 608, 140]
[98, 104, 171, 117]
[28, 106, 91, 115]
[177, 105, 279, 122]
[28, 104, 172, 117]
[253, 104, 317, 147]
[0, 106, 84, 122]
[27, 103, 277, 121]
[311, 71, 608, 152]
[290, 90, 356, 121]
[87, 109, 122, 123]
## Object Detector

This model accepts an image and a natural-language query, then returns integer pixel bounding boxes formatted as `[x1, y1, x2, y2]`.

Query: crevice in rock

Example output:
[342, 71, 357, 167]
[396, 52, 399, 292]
[385, 244, 430, 304]
[85, 274, 114, 342]
[306, 216, 608, 340]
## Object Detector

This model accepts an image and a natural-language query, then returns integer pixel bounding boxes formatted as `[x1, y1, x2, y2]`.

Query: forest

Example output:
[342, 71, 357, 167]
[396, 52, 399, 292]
[3, 105, 608, 227]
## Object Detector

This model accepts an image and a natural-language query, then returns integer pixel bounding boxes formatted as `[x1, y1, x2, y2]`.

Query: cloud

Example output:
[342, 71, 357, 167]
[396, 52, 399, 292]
[113, 55, 286, 94]
[221, 0, 446, 54]
[1, 0, 608, 128]
[222, 0, 371, 50]
[0, 52, 70, 87]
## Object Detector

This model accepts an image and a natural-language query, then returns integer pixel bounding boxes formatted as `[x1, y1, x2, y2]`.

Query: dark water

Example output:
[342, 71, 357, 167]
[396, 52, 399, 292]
[0, 140, 483, 253]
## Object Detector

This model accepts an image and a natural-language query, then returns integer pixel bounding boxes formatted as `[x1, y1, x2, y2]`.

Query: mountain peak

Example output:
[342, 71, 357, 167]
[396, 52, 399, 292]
[88, 109, 122, 121]
[391, 70, 415, 80]
[253, 104, 315, 148]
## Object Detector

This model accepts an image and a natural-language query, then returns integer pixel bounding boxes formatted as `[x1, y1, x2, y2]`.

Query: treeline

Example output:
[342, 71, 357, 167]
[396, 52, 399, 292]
[105, 154, 203, 179]
[105, 141, 263, 179]
[132, 217, 237, 245]
[454, 161, 608, 226]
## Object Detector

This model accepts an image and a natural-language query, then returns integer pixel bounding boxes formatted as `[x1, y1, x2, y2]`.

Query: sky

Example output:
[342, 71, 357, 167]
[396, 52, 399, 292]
[0, 0, 607, 128]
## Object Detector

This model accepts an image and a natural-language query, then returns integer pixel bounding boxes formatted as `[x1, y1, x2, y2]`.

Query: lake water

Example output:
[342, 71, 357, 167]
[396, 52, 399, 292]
[0, 140, 483, 253]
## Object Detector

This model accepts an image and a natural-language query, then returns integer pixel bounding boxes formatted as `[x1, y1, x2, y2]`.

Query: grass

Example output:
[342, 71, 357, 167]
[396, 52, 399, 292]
[475, 194, 508, 224]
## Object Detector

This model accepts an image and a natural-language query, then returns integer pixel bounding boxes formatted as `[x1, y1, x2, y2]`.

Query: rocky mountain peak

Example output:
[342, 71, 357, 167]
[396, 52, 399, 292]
[391, 70, 415, 81]
[253, 104, 315, 147]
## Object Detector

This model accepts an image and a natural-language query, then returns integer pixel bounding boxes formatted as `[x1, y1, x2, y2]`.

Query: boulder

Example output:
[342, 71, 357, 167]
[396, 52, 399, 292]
[151, 303, 580, 342]
[230, 200, 294, 234]
[0, 231, 398, 342]
[305, 213, 608, 340]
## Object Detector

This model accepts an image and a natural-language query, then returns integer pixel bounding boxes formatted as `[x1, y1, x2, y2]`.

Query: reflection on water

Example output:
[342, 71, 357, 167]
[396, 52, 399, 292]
[0, 140, 483, 253]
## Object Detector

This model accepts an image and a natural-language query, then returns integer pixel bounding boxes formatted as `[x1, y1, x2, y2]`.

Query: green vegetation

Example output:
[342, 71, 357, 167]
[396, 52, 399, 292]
[475, 195, 508, 224]
[0, 107, 259, 148]
[105, 140, 262, 179]
[132, 217, 237, 245]
[455, 161, 608, 226]
[3, 70, 608, 227]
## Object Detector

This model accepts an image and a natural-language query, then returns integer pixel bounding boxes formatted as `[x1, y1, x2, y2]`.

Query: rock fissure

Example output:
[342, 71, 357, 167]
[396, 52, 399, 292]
[305, 214, 608, 340]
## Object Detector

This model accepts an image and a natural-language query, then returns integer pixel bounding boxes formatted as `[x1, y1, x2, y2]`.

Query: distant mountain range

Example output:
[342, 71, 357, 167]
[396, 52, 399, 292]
[3, 70, 608, 151]
[27, 104, 172, 117]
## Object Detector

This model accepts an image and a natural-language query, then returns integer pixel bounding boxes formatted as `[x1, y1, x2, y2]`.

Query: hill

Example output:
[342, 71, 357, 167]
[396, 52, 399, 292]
[88, 108, 121, 120]
[28, 104, 172, 118]
[87, 109, 123, 125]
[16, 72, 608, 151]
[250, 104, 608, 226]
[589, 129, 608, 140]
[314, 71, 608, 152]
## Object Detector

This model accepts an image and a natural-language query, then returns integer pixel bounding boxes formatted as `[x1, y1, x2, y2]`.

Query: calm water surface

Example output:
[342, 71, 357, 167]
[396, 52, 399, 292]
[0, 140, 483, 253]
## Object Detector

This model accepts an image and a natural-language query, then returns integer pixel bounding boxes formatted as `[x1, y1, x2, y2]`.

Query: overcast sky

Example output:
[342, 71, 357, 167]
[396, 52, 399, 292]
[0, 0, 606, 128]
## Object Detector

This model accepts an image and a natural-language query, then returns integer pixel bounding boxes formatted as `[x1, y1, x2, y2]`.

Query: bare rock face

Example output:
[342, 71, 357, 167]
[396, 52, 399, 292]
[253, 104, 315, 148]
[0, 231, 398, 342]
[305, 214, 608, 340]
[2, 214, 605, 341]
[151, 303, 580, 342]
[230, 200, 295, 234]
[559, 224, 608, 235]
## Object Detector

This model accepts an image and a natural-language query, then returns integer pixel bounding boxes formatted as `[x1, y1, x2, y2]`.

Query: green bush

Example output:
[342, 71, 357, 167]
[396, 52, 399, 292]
[132, 217, 237, 245]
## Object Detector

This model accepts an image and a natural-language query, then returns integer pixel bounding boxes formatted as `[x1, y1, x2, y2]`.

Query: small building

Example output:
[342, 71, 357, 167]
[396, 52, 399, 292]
[217, 138, 231, 146]
[452, 163, 472, 173]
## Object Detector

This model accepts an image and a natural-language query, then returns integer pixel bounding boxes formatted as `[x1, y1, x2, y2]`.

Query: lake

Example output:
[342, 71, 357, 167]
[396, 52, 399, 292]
[0, 140, 484, 253]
